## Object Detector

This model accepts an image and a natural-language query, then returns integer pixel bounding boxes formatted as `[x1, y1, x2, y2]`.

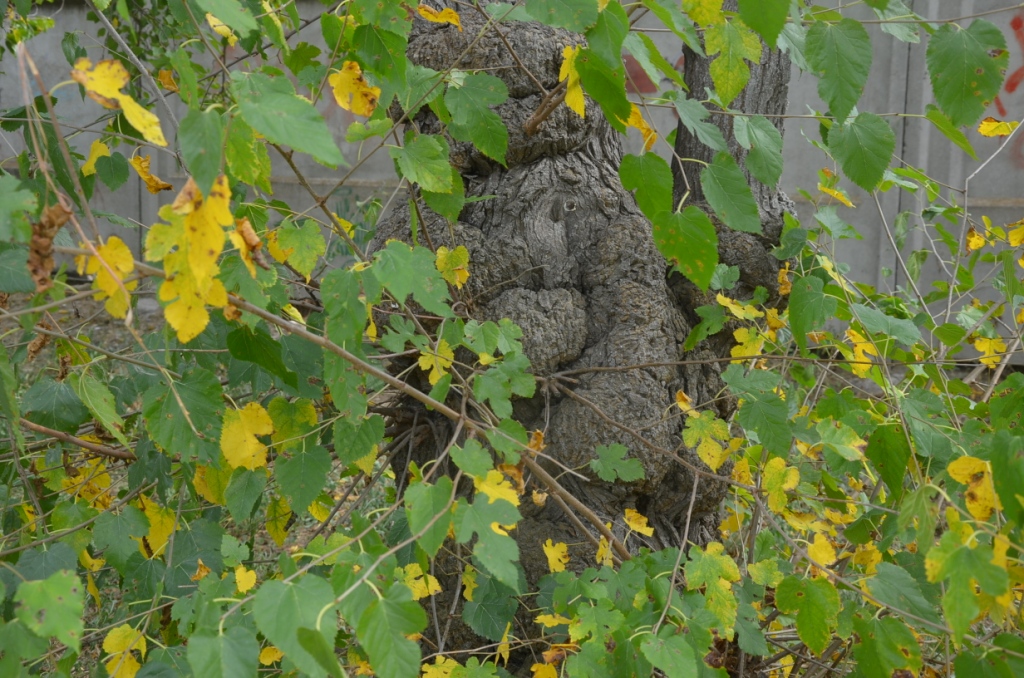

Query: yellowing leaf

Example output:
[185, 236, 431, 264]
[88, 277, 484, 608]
[683, 409, 732, 471]
[308, 495, 332, 522]
[783, 510, 829, 534]
[354, 444, 378, 476]
[474, 470, 520, 506]
[193, 461, 232, 505]
[536, 613, 572, 628]
[156, 68, 178, 93]
[777, 262, 792, 296]
[435, 245, 470, 288]
[748, 559, 784, 587]
[259, 646, 284, 665]
[172, 176, 233, 288]
[137, 494, 175, 559]
[966, 227, 987, 252]
[763, 457, 799, 513]
[82, 139, 110, 176]
[417, 5, 462, 30]
[732, 458, 752, 485]
[559, 45, 585, 118]
[624, 508, 654, 536]
[71, 58, 167, 146]
[462, 564, 477, 602]
[1007, 218, 1024, 247]
[852, 543, 881, 574]
[221, 402, 275, 470]
[329, 61, 381, 117]
[81, 236, 137, 318]
[403, 563, 442, 600]
[543, 539, 570, 573]
[845, 328, 878, 377]
[266, 493, 291, 546]
[596, 533, 613, 566]
[206, 13, 238, 45]
[623, 104, 657, 152]
[807, 532, 837, 567]
[675, 389, 698, 417]
[730, 327, 764, 363]
[498, 623, 512, 665]
[683, 0, 725, 26]
[818, 184, 854, 208]
[531, 664, 559, 678]
[418, 339, 454, 385]
[423, 656, 462, 677]
[80, 549, 105, 573]
[105, 650, 141, 678]
[103, 623, 146, 678]
[977, 117, 1020, 137]
[129, 154, 173, 193]
[717, 293, 764, 319]
[974, 335, 1007, 368]
[235, 565, 257, 593]
[948, 456, 1001, 521]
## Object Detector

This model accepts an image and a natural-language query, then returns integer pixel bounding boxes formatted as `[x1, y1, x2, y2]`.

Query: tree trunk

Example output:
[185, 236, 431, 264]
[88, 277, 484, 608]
[370, 6, 791, 665]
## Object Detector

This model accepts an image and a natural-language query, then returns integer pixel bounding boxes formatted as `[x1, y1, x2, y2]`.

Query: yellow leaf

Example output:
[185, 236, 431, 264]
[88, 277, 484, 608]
[624, 508, 654, 536]
[221, 402, 275, 470]
[766, 307, 786, 330]
[82, 139, 110, 176]
[596, 531, 613, 566]
[435, 245, 471, 288]
[71, 57, 167, 146]
[354, 444, 378, 476]
[852, 543, 882, 574]
[191, 558, 212, 581]
[977, 116, 1020, 137]
[675, 389, 697, 416]
[417, 5, 462, 30]
[172, 176, 232, 288]
[308, 495, 333, 522]
[156, 68, 178, 92]
[532, 490, 548, 506]
[462, 564, 477, 602]
[974, 335, 1007, 369]
[103, 623, 147, 678]
[474, 469, 520, 506]
[777, 262, 792, 296]
[719, 507, 743, 538]
[87, 572, 101, 607]
[948, 456, 1001, 521]
[807, 532, 836, 567]
[531, 664, 559, 678]
[129, 154, 173, 193]
[543, 539, 570, 573]
[164, 296, 211, 344]
[61, 457, 112, 509]
[535, 613, 572, 628]
[193, 461, 232, 505]
[80, 549, 105, 573]
[329, 61, 381, 117]
[683, 0, 725, 26]
[559, 45, 585, 118]
[83, 236, 137, 319]
[732, 458, 752, 485]
[403, 563, 442, 600]
[763, 457, 799, 513]
[105, 653, 141, 678]
[418, 339, 455, 386]
[818, 184, 854, 208]
[717, 293, 764, 319]
[1007, 218, 1024, 247]
[235, 565, 257, 593]
[206, 13, 238, 45]
[623, 104, 657, 152]
[266, 229, 292, 263]
[259, 646, 284, 665]
[422, 656, 462, 677]
[966, 227, 987, 252]
[498, 622, 512, 665]
[730, 327, 764, 363]
[845, 328, 878, 377]
[266, 493, 291, 546]
[783, 510, 829, 534]
[137, 494, 175, 559]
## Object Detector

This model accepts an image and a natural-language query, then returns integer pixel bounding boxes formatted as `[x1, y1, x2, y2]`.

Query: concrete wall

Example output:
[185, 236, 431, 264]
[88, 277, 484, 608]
[2, 0, 1023, 301]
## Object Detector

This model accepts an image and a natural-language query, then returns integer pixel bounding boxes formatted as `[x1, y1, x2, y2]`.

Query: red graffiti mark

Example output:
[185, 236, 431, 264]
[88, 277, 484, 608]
[996, 13, 1024, 168]
[1005, 16, 1024, 94]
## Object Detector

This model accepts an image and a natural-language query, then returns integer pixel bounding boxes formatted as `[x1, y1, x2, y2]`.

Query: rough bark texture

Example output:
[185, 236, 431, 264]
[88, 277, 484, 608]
[369, 7, 791, 665]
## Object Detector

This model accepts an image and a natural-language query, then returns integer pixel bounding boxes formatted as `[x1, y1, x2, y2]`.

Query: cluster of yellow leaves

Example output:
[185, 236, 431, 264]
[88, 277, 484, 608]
[71, 58, 167, 146]
[145, 177, 234, 343]
[130, 154, 173, 193]
[76, 236, 137, 318]
[978, 117, 1020, 137]
[103, 624, 147, 678]
[402, 563, 442, 599]
[329, 61, 381, 117]
[418, 339, 455, 385]
[543, 538, 570, 573]
[947, 456, 1001, 521]
[417, 4, 462, 30]
[436, 245, 471, 288]
[221, 402, 275, 470]
[559, 45, 585, 118]
[845, 328, 878, 377]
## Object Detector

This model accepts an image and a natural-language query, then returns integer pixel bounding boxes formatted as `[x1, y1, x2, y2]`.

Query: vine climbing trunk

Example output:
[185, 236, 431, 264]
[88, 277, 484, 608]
[370, 6, 792, 663]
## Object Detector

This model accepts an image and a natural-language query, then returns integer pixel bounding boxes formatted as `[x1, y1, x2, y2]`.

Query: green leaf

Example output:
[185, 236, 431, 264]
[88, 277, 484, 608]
[277, 219, 326, 280]
[225, 117, 272, 193]
[816, 419, 865, 461]
[143, 367, 224, 464]
[95, 152, 130, 191]
[866, 562, 941, 628]
[354, 25, 407, 105]
[445, 74, 509, 164]
[864, 423, 911, 500]
[828, 112, 895, 191]
[454, 495, 522, 588]
[737, 393, 791, 455]
[735, 115, 784, 187]
[926, 533, 1008, 642]
[805, 18, 872, 123]
[253, 576, 337, 678]
[22, 378, 90, 434]
[852, 617, 922, 678]
[738, 0, 788, 47]
[619, 153, 674, 218]
[277, 445, 331, 515]
[700, 152, 761, 234]
[639, 628, 698, 678]
[404, 477, 454, 558]
[352, 0, 411, 36]
[357, 585, 427, 678]
[642, 0, 702, 54]
[68, 372, 129, 447]
[991, 432, 1024, 528]
[652, 207, 719, 291]
[423, 169, 466, 222]
[585, 1, 629, 71]
[472, 353, 535, 420]
[450, 439, 493, 478]
[389, 133, 453, 193]
[706, 20, 762, 106]
[187, 626, 259, 678]
[590, 444, 645, 482]
[463, 571, 518, 641]
[669, 93, 727, 152]
[93, 507, 149, 573]
[789, 276, 837, 353]
[372, 240, 452, 317]
[775, 576, 840, 656]
[227, 326, 299, 389]
[225, 468, 267, 521]
[525, 0, 599, 31]
[334, 414, 384, 469]
[926, 20, 1008, 127]
[0, 245, 35, 293]
[924, 104, 978, 160]
[852, 303, 921, 347]
[623, 32, 686, 90]
[194, 0, 258, 34]
[577, 47, 631, 131]
[297, 627, 345, 678]
[179, 108, 224, 197]
[14, 570, 84, 653]
[231, 71, 343, 167]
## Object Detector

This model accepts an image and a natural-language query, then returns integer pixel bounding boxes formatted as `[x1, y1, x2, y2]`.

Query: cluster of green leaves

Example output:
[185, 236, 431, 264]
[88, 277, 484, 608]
[1, 0, 1024, 677]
